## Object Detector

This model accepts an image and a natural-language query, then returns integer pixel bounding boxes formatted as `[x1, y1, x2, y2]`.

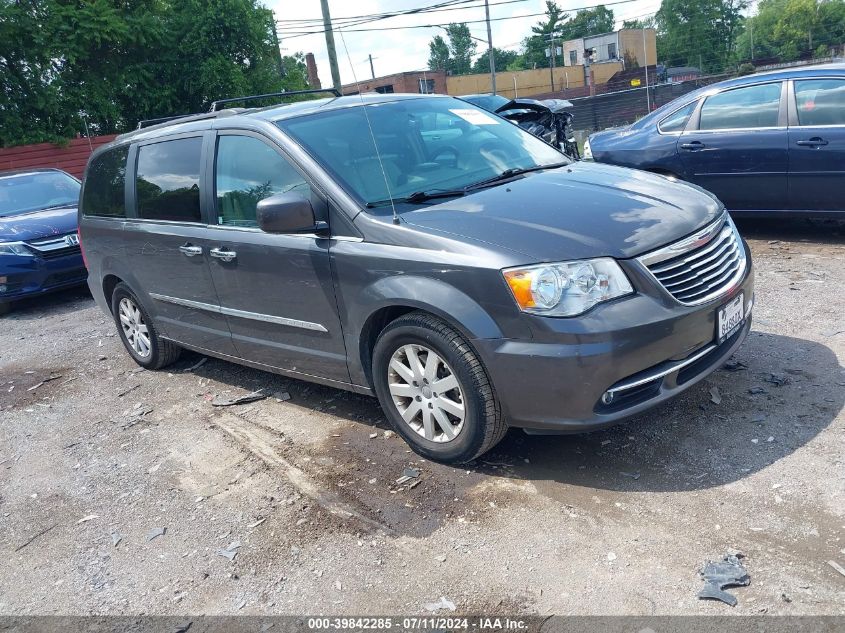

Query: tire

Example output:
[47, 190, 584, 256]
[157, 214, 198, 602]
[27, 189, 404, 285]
[372, 311, 507, 464]
[111, 283, 180, 369]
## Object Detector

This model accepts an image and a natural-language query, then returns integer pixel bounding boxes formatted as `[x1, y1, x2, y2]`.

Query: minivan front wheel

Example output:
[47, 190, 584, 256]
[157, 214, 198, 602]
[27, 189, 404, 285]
[111, 283, 180, 369]
[372, 312, 507, 463]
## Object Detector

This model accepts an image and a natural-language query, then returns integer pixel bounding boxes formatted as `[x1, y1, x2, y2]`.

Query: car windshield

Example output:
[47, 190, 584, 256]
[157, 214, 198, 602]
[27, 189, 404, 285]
[0, 171, 81, 217]
[462, 94, 511, 112]
[277, 97, 567, 210]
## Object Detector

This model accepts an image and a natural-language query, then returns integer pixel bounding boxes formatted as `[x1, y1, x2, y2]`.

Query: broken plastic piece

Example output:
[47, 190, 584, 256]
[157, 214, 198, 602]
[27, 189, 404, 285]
[698, 554, 750, 606]
[212, 390, 266, 406]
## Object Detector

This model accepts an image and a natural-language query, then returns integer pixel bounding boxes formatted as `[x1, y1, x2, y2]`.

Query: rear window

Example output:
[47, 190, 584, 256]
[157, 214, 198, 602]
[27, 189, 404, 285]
[658, 101, 697, 133]
[136, 137, 202, 222]
[82, 146, 128, 217]
[795, 79, 845, 126]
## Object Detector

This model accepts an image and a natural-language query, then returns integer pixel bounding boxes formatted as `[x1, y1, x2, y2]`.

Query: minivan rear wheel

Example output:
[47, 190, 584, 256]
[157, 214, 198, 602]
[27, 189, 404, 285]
[111, 283, 180, 369]
[372, 311, 507, 463]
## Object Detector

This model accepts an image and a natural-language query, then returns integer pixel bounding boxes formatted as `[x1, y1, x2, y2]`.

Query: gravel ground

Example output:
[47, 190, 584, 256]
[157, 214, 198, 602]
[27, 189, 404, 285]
[0, 217, 843, 616]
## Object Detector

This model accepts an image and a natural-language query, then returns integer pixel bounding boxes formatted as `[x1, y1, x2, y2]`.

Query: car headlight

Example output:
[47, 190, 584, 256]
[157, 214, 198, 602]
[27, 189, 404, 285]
[0, 241, 32, 256]
[582, 138, 593, 160]
[503, 258, 633, 316]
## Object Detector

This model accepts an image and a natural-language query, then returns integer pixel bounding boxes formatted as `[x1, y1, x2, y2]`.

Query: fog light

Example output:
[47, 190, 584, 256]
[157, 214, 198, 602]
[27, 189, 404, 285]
[601, 391, 614, 405]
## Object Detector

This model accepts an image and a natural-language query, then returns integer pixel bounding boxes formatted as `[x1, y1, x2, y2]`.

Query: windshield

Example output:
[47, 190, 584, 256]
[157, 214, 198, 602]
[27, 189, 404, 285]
[277, 97, 567, 210]
[0, 171, 80, 217]
[461, 94, 511, 112]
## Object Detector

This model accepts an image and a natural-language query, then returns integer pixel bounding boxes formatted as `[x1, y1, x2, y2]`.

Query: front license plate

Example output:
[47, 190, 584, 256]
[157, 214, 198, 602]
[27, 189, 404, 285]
[717, 293, 744, 343]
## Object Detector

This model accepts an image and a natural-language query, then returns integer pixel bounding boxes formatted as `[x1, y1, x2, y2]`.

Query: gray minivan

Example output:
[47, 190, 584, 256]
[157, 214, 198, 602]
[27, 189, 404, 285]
[79, 92, 754, 463]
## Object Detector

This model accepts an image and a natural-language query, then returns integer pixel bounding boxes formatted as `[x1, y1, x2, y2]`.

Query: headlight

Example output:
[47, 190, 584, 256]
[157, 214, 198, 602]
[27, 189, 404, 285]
[0, 241, 32, 256]
[503, 258, 633, 316]
[582, 138, 593, 160]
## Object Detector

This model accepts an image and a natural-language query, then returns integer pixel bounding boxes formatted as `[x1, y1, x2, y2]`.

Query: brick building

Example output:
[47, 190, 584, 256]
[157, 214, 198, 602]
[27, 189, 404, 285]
[341, 70, 447, 96]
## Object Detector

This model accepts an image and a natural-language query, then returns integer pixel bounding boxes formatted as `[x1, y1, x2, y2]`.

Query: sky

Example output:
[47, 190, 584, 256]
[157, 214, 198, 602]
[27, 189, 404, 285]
[268, 0, 665, 88]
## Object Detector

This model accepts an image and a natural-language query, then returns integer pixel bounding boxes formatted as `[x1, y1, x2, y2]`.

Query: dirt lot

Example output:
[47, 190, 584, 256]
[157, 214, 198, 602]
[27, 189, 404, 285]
[0, 218, 843, 616]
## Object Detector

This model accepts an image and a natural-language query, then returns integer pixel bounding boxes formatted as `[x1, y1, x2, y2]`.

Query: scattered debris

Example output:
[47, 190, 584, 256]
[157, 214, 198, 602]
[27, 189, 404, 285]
[212, 390, 267, 407]
[828, 560, 845, 579]
[764, 373, 789, 387]
[14, 524, 57, 552]
[117, 384, 140, 398]
[111, 532, 122, 547]
[146, 527, 166, 541]
[26, 374, 62, 392]
[748, 387, 767, 395]
[424, 597, 456, 612]
[274, 391, 291, 402]
[607, 552, 617, 561]
[77, 514, 99, 524]
[183, 357, 208, 372]
[369, 432, 378, 439]
[709, 386, 722, 405]
[217, 541, 241, 562]
[121, 406, 153, 430]
[383, 430, 395, 439]
[619, 471, 640, 480]
[722, 360, 748, 372]
[698, 554, 750, 606]
[247, 518, 266, 529]
[403, 467, 420, 478]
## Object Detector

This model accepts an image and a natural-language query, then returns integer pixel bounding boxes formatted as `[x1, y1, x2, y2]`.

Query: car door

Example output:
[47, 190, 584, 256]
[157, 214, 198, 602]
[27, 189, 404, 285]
[677, 81, 789, 211]
[122, 133, 237, 356]
[203, 130, 350, 383]
[788, 77, 845, 213]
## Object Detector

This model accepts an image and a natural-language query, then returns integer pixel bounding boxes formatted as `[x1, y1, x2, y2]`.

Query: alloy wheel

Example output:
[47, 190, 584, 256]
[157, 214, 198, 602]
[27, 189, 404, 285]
[387, 344, 465, 443]
[118, 297, 151, 359]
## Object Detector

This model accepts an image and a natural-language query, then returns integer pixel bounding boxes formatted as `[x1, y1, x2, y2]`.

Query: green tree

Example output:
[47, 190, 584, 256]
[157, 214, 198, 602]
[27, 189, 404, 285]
[655, 0, 748, 72]
[560, 6, 616, 40]
[444, 23, 477, 75]
[522, 1, 569, 69]
[428, 35, 451, 71]
[471, 48, 520, 74]
[733, 0, 845, 63]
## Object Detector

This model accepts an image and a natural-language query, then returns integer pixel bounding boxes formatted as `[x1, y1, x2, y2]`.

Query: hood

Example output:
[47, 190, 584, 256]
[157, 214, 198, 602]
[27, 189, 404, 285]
[495, 98, 573, 115]
[401, 162, 723, 262]
[0, 205, 79, 242]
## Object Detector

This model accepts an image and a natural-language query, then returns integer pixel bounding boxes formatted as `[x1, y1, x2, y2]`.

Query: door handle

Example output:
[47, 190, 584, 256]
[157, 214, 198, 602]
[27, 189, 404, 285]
[680, 141, 705, 150]
[796, 137, 828, 147]
[210, 247, 237, 262]
[179, 244, 203, 257]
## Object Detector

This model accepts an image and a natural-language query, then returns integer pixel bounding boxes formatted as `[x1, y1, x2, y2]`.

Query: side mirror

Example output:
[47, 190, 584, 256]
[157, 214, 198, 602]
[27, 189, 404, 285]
[256, 193, 327, 234]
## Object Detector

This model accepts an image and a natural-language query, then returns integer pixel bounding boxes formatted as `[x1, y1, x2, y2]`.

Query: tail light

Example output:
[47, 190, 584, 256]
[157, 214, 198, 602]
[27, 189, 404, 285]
[77, 227, 87, 269]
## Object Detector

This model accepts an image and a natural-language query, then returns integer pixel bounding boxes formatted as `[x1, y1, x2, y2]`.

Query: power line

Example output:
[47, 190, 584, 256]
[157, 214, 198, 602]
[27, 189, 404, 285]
[276, 0, 528, 26]
[277, 0, 643, 39]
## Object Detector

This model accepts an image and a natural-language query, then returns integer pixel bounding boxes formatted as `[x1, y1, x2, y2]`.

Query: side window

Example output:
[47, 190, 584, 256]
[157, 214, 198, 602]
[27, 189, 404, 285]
[699, 83, 782, 131]
[658, 101, 697, 134]
[215, 135, 310, 228]
[82, 145, 128, 217]
[136, 137, 202, 222]
[795, 79, 845, 126]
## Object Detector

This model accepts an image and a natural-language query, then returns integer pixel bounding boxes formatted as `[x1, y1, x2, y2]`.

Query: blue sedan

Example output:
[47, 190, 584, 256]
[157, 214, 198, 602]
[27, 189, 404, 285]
[584, 63, 845, 216]
[0, 168, 87, 314]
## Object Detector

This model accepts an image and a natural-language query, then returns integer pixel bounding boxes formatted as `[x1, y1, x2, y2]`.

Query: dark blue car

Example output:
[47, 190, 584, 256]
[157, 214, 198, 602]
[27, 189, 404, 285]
[584, 63, 845, 216]
[0, 168, 86, 314]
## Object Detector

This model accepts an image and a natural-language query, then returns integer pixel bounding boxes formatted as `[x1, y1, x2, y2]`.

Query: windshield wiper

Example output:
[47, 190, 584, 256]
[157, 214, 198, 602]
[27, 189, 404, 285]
[366, 189, 466, 208]
[465, 162, 569, 191]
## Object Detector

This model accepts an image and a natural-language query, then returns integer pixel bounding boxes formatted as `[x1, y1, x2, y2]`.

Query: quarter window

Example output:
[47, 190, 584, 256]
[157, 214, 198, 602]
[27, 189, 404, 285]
[658, 101, 697, 133]
[215, 135, 310, 228]
[82, 146, 128, 217]
[136, 137, 203, 222]
[699, 83, 782, 131]
[795, 79, 845, 126]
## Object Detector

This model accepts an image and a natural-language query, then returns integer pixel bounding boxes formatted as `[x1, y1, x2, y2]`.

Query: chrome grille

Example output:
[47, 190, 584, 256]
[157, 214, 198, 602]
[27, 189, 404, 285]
[26, 233, 81, 260]
[638, 214, 746, 305]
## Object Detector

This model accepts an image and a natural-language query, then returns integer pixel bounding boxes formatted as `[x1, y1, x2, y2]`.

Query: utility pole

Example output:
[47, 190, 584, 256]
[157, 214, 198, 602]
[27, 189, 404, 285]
[484, 0, 497, 95]
[271, 11, 285, 80]
[546, 35, 558, 92]
[368, 54, 376, 79]
[320, 0, 342, 92]
[643, 28, 650, 112]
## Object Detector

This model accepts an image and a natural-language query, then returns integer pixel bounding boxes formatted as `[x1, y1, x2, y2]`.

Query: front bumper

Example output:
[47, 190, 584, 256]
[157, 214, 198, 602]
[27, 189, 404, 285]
[0, 252, 87, 304]
[473, 247, 754, 432]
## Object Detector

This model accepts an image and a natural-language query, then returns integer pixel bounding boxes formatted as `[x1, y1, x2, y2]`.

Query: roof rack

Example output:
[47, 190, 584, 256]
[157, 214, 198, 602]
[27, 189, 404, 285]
[208, 88, 341, 112]
[117, 109, 243, 142]
[136, 114, 202, 129]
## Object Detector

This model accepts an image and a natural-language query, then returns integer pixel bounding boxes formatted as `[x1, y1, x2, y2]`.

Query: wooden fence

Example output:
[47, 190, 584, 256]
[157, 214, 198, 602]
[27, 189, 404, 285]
[0, 135, 117, 179]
